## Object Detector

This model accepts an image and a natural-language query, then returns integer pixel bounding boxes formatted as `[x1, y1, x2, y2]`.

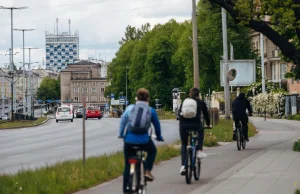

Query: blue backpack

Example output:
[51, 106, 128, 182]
[128, 103, 151, 134]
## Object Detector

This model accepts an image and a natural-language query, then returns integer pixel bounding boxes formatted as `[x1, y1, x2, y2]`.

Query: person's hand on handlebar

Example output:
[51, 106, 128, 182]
[156, 136, 164, 142]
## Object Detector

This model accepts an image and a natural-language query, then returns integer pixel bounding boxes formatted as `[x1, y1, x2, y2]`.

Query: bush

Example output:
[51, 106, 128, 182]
[295, 190, 300, 194]
[288, 114, 300, 121]
[293, 139, 300, 152]
[204, 132, 218, 147]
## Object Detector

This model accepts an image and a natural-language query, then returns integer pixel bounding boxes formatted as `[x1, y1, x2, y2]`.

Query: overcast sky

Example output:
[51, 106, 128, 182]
[0, 0, 193, 69]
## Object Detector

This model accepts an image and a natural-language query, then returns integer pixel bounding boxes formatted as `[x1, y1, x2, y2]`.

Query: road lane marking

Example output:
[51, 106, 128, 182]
[7, 154, 30, 159]
[53, 146, 69, 150]
[88, 140, 99, 143]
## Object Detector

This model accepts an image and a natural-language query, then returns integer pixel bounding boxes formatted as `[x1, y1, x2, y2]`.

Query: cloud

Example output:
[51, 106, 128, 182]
[0, 0, 194, 67]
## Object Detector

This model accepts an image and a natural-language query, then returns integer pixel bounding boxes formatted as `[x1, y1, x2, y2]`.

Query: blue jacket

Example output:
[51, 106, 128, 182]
[119, 103, 162, 144]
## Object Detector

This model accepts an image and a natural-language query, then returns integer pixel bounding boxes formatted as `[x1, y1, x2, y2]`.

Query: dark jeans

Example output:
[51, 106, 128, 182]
[123, 139, 157, 193]
[233, 116, 248, 139]
[180, 127, 204, 166]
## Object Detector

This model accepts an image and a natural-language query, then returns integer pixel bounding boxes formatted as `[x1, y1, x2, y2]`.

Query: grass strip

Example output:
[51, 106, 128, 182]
[293, 139, 300, 152]
[157, 111, 177, 120]
[0, 117, 48, 129]
[0, 144, 180, 194]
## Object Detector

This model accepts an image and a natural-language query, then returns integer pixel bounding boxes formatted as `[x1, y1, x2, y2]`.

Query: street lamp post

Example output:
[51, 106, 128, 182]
[0, 6, 28, 120]
[23, 48, 38, 116]
[14, 29, 35, 114]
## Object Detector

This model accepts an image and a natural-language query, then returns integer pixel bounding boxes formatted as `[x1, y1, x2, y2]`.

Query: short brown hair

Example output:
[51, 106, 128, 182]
[190, 87, 200, 98]
[136, 88, 149, 101]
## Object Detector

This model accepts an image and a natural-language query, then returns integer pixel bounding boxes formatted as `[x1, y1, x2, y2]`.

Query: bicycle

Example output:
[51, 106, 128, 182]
[184, 126, 211, 184]
[236, 121, 246, 150]
[127, 146, 147, 194]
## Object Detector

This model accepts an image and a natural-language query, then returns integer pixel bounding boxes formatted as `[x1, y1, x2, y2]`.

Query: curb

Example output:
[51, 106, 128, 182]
[0, 118, 50, 130]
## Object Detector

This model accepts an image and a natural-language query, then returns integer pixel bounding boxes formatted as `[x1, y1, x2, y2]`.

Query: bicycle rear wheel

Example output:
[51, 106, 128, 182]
[236, 127, 241, 151]
[128, 164, 139, 194]
[185, 148, 193, 184]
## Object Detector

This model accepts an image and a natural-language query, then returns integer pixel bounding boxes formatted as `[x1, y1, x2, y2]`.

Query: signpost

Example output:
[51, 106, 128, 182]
[82, 94, 86, 166]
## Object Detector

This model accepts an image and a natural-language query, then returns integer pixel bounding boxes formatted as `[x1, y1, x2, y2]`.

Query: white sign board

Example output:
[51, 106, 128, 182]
[111, 99, 119, 106]
[220, 60, 256, 86]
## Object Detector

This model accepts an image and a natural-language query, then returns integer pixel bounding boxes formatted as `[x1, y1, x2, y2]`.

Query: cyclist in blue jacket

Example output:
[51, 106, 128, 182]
[119, 88, 164, 194]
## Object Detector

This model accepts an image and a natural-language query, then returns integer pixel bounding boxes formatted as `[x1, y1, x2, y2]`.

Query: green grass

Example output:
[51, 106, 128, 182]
[293, 139, 300, 152]
[287, 114, 300, 121]
[205, 119, 257, 144]
[0, 117, 48, 129]
[157, 111, 177, 120]
[0, 144, 180, 194]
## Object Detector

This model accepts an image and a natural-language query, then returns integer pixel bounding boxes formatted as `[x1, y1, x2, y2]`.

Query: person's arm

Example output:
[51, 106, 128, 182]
[151, 108, 163, 141]
[246, 100, 253, 116]
[201, 101, 210, 126]
[118, 108, 129, 138]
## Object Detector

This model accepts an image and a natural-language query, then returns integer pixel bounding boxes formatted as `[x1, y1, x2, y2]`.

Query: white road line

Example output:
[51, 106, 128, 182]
[88, 140, 99, 143]
[7, 154, 30, 159]
[53, 146, 69, 150]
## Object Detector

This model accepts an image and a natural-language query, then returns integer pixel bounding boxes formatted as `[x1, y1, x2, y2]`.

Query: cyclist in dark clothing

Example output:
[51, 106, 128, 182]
[232, 93, 253, 141]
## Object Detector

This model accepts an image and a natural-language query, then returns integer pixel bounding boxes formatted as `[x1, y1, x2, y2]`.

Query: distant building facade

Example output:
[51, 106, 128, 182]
[60, 60, 109, 109]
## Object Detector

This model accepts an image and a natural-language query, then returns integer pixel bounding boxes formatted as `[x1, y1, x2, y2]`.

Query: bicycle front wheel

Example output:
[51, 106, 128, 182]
[185, 148, 193, 184]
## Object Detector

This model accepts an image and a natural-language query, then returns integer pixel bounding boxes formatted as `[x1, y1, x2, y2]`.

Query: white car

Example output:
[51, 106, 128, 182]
[56, 107, 73, 123]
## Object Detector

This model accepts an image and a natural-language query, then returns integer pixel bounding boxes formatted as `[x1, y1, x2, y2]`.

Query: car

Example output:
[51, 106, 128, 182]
[75, 108, 83, 118]
[85, 106, 102, 120]
[56, 106, 73, 123]
[4, 105, 8, 108]
[61, 104, 75, 118]
[1, 115, 8, 120]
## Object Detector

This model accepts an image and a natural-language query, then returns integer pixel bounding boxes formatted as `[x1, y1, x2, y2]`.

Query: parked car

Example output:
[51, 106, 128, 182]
[4, 105, 8, 108]
[1, 114, 8, 120]
[56, 107, 73, 123]
[85, 106, 102, 120]
[75, 108, 83, 118]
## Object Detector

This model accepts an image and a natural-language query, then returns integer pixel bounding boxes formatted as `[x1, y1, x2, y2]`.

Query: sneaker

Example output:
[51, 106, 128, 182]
[245, 138, 249, 142]
[180, 166, 186, 175]
[197, 151, 207, 159]
[144, 170, 154, 181]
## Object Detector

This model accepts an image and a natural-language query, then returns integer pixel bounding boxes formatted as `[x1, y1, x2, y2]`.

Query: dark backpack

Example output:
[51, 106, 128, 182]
[128, 103, 151, 134]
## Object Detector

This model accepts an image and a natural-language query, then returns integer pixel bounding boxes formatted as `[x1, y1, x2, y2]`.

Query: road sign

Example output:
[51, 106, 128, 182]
[110, 93, 115, 98]
[119, 98, 125, 105]
[126, 100, 129, 105]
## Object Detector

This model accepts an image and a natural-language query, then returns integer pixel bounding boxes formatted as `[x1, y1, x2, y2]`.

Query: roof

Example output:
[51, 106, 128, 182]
[69, 60, 100, 65]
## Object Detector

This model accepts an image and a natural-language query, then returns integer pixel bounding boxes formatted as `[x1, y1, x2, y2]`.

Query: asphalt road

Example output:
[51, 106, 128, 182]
[75, 117, 300, 194]
[0, 118, 179, 174]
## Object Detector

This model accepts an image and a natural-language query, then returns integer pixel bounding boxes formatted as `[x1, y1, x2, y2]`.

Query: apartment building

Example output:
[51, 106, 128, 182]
[251, 32, 300, 93]
[60, 60, 109, 109]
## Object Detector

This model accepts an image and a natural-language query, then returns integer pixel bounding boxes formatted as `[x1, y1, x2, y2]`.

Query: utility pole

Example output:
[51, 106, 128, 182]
[14, 29, 35, 114]
[24, 48, 38, 117]
[0, 6, 28, 120]
[125, 66, 128, 108]
[192, 0, 199, 89]
[260, 33, 266, 93]
[221, 8, 231, 119]
[1, 75, 4, 116]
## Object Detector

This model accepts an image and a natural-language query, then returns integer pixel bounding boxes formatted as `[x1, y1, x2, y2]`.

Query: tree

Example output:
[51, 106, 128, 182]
[207, 0, 300, 78]
[37, 77, 60, 100]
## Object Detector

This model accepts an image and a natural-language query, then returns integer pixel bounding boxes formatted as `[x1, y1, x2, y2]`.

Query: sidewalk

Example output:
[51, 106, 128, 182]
[75, 117, 300, 194]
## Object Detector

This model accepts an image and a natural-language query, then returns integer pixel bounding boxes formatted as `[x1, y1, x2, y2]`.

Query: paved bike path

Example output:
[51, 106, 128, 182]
[75, 118, 300, 194]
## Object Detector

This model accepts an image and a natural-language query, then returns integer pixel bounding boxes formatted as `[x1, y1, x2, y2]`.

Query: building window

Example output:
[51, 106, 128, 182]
[100, 88, 105, 92]
[91, 96, 97, 102]
[272, 63, 276, 80]
[74, 88, 79, 92]
[280, 64, 287, 80]
[91, 88, 96, 93]
[74, 96, 79, 101]
[82, 88, 88, 93]
[83, 82, 87, 85]
[93, 82, 96, 85]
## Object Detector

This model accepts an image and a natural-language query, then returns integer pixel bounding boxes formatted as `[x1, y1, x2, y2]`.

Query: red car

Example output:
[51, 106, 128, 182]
[85, 106, 102, 120]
